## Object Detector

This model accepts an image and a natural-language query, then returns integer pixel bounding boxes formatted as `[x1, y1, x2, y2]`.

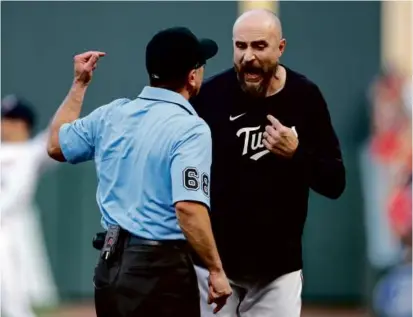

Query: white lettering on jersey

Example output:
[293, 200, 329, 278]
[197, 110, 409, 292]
[236, 125, 270, 161]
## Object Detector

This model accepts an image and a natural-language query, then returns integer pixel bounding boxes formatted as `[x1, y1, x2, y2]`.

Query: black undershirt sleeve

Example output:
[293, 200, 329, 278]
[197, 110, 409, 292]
[292, 85, 346, 199]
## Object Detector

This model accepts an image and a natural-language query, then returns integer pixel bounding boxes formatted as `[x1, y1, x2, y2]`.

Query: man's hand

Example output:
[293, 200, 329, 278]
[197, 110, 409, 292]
[47, 50, 105, 161]
[207, 270, 232, 314]
[263, 115, 299, 158]
[73, 51, 106, 86]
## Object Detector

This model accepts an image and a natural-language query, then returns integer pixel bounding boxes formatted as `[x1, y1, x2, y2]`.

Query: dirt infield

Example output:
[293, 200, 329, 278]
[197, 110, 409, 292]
[40, 302, 368, 317]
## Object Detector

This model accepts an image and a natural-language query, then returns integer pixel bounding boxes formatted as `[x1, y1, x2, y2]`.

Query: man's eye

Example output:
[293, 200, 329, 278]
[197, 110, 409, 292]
[236, 42, 247, 49]
[253, 43, 267, 50]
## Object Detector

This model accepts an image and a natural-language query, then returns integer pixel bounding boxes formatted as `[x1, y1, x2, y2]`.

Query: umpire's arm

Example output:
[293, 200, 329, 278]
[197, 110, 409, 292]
[47, 78, 128, 164]
[294, 85, 346, 199]
[47, 50, 106, 163]
[47, 82, 90, 162]
[171, 118, 224, 274]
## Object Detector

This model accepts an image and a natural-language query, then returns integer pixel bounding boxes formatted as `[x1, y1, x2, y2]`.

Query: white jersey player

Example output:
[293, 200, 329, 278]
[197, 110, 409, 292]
[1, 95, 59, 317]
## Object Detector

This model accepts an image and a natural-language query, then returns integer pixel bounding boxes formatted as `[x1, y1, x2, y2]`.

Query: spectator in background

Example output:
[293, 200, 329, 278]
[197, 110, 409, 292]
[387, 77, 412, 261]
[362, 68, 412, 317]
[1, 95, 59, 317]
[363, 69, 412, 266]
[388, 175, 412, 257]
[368, 68, 410, 164]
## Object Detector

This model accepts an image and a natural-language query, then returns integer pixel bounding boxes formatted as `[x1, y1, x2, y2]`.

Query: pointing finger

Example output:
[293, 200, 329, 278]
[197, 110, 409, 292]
[84, 54, 99, 72]
[94, 51, 106, 57]
[267, 115, 284, 130]
[265, 125, 280, 140]
[79, 51, 106, 57]
[75, 51, 106, 62]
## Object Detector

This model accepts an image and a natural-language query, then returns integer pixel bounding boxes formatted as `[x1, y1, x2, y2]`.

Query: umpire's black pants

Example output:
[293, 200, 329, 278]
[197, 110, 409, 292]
[93, 235, 200, 317]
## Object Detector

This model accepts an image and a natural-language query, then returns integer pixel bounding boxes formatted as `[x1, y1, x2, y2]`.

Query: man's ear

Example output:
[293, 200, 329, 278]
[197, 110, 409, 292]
[187, 69, 197, 88]
[279, 38, 287, 57]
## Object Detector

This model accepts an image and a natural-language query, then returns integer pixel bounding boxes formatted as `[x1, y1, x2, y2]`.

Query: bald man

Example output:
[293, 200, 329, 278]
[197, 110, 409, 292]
[190, 9, 346, 317]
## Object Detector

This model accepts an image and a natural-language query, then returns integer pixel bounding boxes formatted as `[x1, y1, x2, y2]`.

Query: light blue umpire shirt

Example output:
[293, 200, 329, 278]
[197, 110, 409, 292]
[58, 86, 212, 241]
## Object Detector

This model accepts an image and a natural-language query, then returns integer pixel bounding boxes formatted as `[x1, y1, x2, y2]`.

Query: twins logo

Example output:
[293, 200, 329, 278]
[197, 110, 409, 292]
[236, 125, 270, 161]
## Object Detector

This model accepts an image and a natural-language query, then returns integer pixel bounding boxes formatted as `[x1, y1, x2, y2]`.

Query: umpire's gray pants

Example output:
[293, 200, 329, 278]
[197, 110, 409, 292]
[195, 265, 302, 317]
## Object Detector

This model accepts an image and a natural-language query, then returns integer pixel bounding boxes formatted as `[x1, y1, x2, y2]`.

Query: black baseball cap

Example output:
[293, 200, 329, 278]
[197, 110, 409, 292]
[146, 26, 218, 81]
[1, 94, 36, 129]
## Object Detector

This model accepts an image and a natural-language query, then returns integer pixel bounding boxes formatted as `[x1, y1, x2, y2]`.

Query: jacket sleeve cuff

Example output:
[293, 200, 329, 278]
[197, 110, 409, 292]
[292, 143, 307, 163]
[292, 143, 317, 168]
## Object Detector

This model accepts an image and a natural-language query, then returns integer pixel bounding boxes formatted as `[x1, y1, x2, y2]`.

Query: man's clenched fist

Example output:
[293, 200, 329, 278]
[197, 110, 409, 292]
[73, 51, 106, 86]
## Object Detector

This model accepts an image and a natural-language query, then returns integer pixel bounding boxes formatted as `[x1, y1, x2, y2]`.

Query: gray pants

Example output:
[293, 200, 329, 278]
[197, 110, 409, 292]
[195, 265, 302, 317]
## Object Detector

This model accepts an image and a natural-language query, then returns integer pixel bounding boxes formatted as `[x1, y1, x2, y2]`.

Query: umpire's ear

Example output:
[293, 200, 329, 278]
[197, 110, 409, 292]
[187, 66, 204, 91]
[187, 68, 197, 89]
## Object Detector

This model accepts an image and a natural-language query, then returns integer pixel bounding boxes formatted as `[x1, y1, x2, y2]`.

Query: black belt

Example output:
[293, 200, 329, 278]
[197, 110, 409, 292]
[128, 234, 187, 248]
[92, 230, 187, 251]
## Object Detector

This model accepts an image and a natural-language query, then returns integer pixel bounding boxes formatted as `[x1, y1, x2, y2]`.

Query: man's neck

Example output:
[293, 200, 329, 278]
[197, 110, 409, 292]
[265, 65, 287, 97]
[153, 85, 191, 101]
[179, 89, 191, 100]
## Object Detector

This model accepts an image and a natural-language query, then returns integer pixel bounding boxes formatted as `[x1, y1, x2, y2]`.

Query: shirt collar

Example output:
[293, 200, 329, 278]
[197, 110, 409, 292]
[138, 86, 197, 116]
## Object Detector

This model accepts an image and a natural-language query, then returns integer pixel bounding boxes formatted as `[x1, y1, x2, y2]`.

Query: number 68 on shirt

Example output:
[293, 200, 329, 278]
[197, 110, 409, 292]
[183, 167, 209, 197]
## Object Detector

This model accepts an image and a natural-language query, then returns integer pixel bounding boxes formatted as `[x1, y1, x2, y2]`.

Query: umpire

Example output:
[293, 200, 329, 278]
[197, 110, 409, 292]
[46, 27, 232, 317]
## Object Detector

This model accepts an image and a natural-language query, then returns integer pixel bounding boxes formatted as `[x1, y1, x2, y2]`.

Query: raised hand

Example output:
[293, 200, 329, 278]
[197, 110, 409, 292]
[73, 51, 106, 86]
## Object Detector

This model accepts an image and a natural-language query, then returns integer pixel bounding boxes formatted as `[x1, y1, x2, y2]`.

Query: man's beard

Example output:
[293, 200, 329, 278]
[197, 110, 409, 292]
[235, 62, 279, 98]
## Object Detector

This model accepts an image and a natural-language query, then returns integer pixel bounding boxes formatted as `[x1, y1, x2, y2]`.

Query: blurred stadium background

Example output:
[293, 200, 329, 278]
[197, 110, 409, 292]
[1, 1, 411, 316]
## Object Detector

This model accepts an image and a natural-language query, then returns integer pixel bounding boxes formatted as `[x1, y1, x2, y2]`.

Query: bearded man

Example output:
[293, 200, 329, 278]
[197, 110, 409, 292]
[190, 9, 346, 317]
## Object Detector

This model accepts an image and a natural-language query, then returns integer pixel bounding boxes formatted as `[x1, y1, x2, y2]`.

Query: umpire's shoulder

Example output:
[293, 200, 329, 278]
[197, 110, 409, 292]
[89, 97, 131, 122]
[169, 113, 211, 143]
[98, 97, 131, 115]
